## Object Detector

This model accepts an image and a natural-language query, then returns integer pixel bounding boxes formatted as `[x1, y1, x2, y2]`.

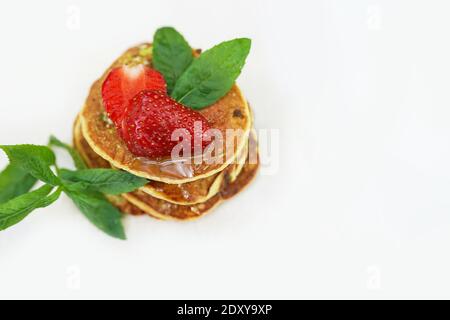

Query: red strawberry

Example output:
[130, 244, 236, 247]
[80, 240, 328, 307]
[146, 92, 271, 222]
[101, 65, 166, 124]
[122, 90, 212, 158]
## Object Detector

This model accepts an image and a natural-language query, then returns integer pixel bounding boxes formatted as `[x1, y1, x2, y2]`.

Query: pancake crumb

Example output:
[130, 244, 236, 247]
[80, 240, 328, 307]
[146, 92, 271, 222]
[191, 206, 201, 215]
[233, 109, 244, 118]
[100, 112, 114, 127]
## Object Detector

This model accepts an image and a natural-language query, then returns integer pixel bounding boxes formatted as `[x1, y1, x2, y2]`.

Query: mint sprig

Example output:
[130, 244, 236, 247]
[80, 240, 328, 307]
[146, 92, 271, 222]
[152, 28, 251, 110]
[153, 27, 194, 94]
[170, 38, 251, 110]
[0, 137, 148, 240]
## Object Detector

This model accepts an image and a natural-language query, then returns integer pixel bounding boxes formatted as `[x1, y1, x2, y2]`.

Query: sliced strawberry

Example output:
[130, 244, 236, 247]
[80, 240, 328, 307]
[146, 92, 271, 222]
[101, 65, 166, 125]
[122, 90, 212, 158]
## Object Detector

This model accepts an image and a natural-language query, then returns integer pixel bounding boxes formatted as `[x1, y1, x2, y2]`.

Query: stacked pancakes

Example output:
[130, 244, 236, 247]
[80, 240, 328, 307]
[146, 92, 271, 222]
[73, 45, 259, 221]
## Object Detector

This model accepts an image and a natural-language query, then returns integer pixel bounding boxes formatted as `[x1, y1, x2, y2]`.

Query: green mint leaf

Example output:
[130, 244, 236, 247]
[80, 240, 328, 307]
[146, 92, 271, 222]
[171, 38, 251, 110]
[153, 27, 194, 94]
[60, 168, 147, 195]
[65, 190, 126, 240]
[49, 135, 87, 170]
[0, 145, 60, 186]
[0, 163, 37, 204]
[0, 185, 61, 231]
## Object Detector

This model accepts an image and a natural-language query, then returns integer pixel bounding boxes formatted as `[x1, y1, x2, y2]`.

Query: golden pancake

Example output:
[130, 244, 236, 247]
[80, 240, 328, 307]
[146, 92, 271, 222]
[106, 194, 146, 216]
[80, 44, 252, 184]
[73, 116, 248, 205]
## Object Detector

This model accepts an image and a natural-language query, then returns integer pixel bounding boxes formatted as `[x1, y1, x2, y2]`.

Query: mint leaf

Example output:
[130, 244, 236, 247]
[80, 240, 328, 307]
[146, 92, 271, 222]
[171, 38, 251, 110]
[0, 185, 61, 231]
[60, 168, 147, 195]
[65, 190, 126, 240]
[153, 27, 194, 94]
[0, 145, 60, 186]
[0, 164, 37, 204]
[49, 135, 87, 170]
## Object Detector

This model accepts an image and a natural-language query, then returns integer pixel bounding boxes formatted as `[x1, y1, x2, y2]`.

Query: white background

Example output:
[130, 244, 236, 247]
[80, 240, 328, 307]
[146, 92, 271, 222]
[0, 0, 449, 300]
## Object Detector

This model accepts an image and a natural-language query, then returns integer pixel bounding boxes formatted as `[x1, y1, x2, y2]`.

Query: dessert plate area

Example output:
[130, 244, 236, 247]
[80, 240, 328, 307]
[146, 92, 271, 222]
[1, 0, 450, 300]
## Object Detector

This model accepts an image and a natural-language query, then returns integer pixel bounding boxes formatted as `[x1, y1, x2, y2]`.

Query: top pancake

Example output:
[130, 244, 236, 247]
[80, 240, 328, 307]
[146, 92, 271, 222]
[80, 44, 252, 184]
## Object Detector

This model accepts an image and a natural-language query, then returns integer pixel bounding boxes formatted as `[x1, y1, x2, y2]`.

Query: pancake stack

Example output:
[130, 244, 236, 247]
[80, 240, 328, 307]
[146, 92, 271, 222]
[73, 44, 259, 221]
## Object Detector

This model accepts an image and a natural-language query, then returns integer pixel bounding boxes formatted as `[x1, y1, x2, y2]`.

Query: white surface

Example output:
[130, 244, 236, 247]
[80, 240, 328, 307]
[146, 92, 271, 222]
[0, 0, 450, 300]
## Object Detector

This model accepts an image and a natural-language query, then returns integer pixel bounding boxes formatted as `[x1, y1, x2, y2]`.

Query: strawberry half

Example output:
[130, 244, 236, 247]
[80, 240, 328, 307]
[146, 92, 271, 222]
[101, 65, 167, 125]
[122, 90, 212, 158]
